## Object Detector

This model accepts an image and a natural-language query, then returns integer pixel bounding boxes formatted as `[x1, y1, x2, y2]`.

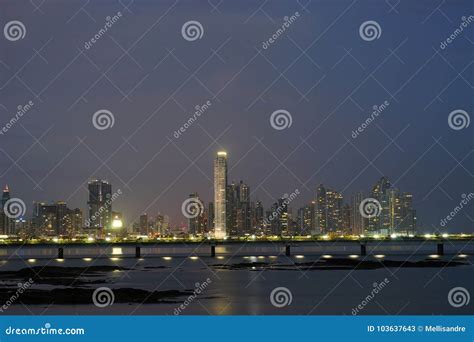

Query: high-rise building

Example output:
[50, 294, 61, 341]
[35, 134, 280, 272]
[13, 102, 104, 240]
[139, 213, 148, 235]
[316, 185, 327, 233]
[399, 193, 416, 235]
[253, 200, 264, 234]
[350, 192, 365, 236]
[316, 184, 344, 234]
[266, 197, 289, 236]
[239, 181, 252, 235]
[71, 208, 83, 233]
[87, 180, 112, 232]
[368, 177, 391, 233]
[214, 151, 227, 239]
[0, 185, 14, 235]
[33, 201, 81, 236]
[342, 204, 351, 234]
[187, 192, 203, 236]
[226, 181, 239, 236]
[207, 202, 214, 231]
[226, 180, 252, 236]
[367, 177, 416, 236]
[297, 204, 315, 236]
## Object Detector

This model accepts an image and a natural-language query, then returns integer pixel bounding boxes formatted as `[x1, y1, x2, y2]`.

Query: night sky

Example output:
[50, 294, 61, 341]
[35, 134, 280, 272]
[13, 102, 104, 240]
[0, 0, 472, 232]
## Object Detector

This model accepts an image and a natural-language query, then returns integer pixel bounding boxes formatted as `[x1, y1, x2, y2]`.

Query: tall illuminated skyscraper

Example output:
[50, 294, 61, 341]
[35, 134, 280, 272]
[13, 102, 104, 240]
[87, 179, 112, 232]
[214, 151, 227, 239]
[0, 185, 13, 235]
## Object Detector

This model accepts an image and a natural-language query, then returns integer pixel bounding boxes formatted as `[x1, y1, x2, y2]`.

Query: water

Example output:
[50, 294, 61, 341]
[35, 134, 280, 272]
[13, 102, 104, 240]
[0, 242, 472, 315]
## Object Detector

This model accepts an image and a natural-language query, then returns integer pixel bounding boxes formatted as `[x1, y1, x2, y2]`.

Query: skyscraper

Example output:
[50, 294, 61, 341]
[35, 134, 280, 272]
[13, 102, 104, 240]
[316, 184, 344, 234]
[350, 192, 365, 236]
[367, 177, 416, 236]
[187, 192, 203, 236]
[33, 201, 82, 236]
[0, 185, 15, 235]
[87, 180, 112, 232]
[369, 177, 391, 233]
[139, 213, 148, 235]
[207, 202, 214, 232]
[214, 151, 227, 239]
[226, 180, 251, 236]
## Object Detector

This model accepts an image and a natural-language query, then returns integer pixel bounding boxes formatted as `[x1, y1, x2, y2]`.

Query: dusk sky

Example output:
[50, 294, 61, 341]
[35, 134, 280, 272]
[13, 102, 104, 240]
[0, 0, 472, 232]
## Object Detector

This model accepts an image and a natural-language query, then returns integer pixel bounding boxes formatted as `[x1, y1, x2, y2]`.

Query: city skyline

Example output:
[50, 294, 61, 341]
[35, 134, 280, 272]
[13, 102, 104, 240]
[0, 0, 472, 327]
[0, 1, 472, 234]
[0, 149, 455, 238]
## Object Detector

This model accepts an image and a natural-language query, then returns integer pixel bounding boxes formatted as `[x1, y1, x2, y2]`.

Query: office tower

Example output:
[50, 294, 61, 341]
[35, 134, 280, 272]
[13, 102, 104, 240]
[139, 213, 148, 235]
[369, 177, 391, 233]
[367, 177, 416, 236]
[207, 202, 214, 231]
[0, 185, 13, 235]
[297, 207, 305, 235]
[254, 200, 264, 234]
[239, 181, 252, 234]
[342, 204, 351, 234]
[214, 151, 227, 239]
[155, 214, 164, 235]
[399, 193, 416, 235]
[68, 208, 84, 235]
[187, 192, 202, 236]
[387, 188, 401, 234]
[315, 185, 327, 233]
[350, 192, 365, 235]
[33, 201, 80, 236]
[226, 181, 239, 236]
[316, 184, 344, 234]
[326, 189, 343, 233]
[162, 215, 170, 235]
[309, 200, 317, 235]
[227, 180, 252, 236]
[297, 205, 314, 236]
[266, 197, 289, 236]
[387, 190, 417, 236]
[87, 180, 112, 231]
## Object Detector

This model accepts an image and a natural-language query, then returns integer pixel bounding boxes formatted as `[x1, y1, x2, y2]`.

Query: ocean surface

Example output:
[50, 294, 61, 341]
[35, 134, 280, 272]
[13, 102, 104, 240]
[0, 241, 472, 315]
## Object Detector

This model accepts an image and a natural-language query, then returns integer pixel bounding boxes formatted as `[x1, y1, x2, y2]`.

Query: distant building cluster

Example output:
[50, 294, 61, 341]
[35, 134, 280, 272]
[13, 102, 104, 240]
[0, 152, 417, 240]
[187, 152, 417, 239]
